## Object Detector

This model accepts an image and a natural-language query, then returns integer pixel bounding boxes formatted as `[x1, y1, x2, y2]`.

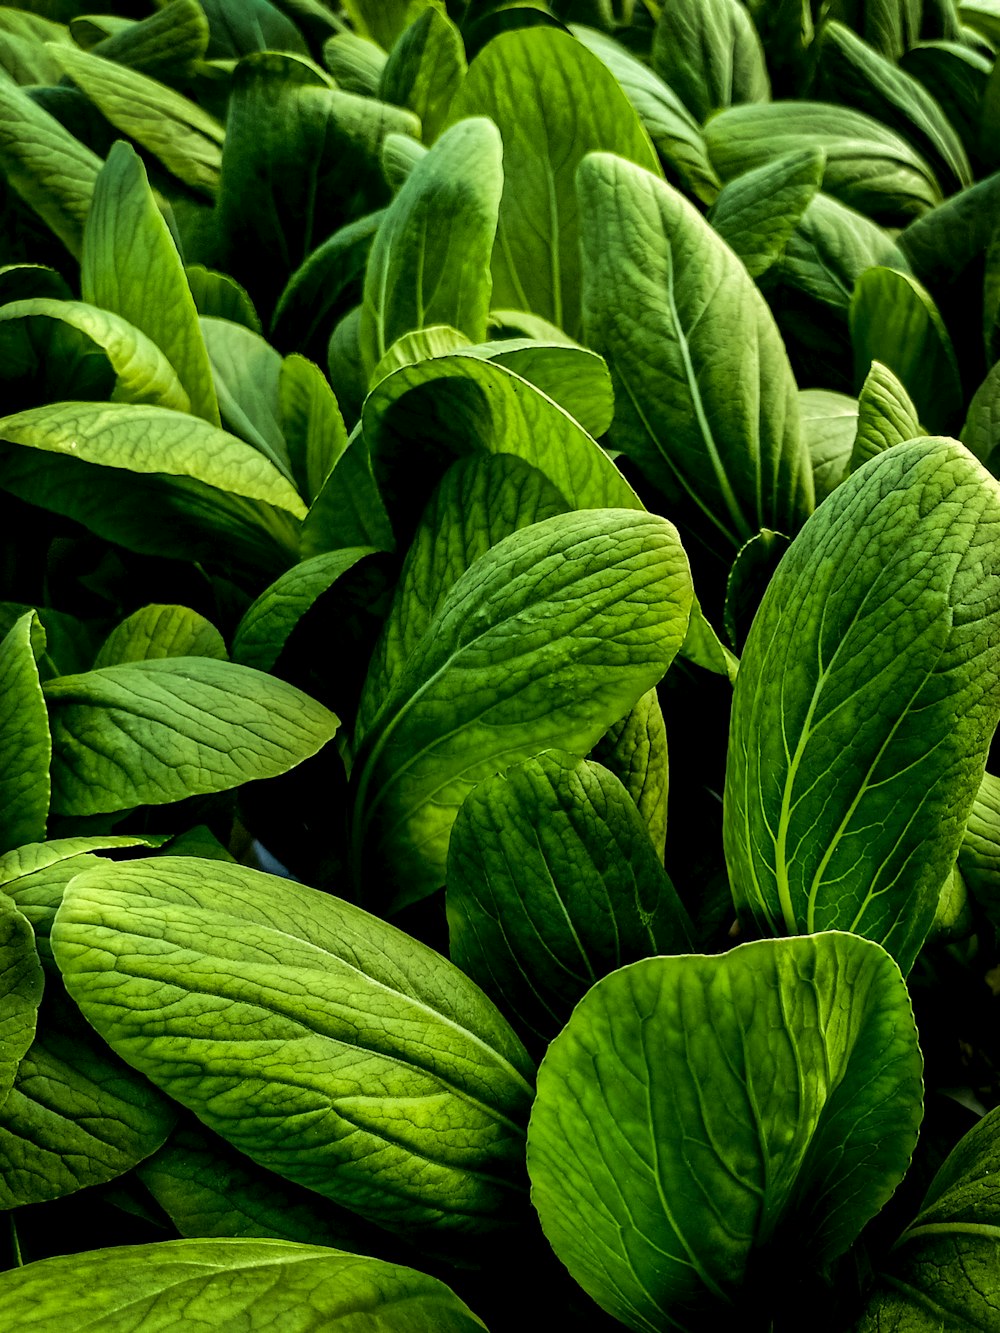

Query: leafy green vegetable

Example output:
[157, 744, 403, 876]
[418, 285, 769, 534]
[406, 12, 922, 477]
[379, 8, 466, 143]
[0, 611, 50, 854]
[724, 437, 1000, 973]
[590, 687, 670, 861]
[51, 856, 534, 1235]
[0, 1238, 488, 1331]
[94, 605, 228, 668]
[651, 0, 770, 124]
[527, 933, 922, 1330]
[0, 890, 43, 1107]
[798, 387, 858, 501]
[707, 147, 825, 279]
[850, 359, 924, 471]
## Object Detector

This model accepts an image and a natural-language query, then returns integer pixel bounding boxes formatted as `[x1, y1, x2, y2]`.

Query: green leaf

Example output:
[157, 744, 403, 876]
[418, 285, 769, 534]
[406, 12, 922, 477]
[277, 354, 348, 504]
[300, 424, 394, 557]
[94, 605, 228, 669]
[464, 339, 615, 440]
[959, 771, 1000, 923]
[445, 26, 659, 339]
[217, 52, 418, 316]
[724, 528, 791, 651]
[590, 688, 670, 861]
[858, 1105, 1000, 1330]
[80, 0, 210, 79]
[322, 32, 387, 95]
[0, 401, 307, 517]
[51, 44, 224, 198]
[342, 0, 444, 51]
[0, 297, 191, 411]
[901, 41, 991, 164]
[850, 267, 962, 435]
[201, 0, 308, 58]
[81, 141, 220, 426]
[781, 192, 912, 313]
[0, 73, 101, 258]
[798, 387, 858, 502]
[0, 891, 43, 1109]
[850, 360, 924, 472]
[380, 8, 466, 142]
[651, 0, 770, 124]
[0, 602, 97, 679]
[351, 508, 693, 910]
[232, 548, 376, 671]
[570, 24, 722, 206]
[362, 353, 644, 516]
[818, 21, 973, 192]
[357, 452, 569, 737]
[578, 153, 813, 552]
[705, 102, 943, 223]
[186, 265, 261, 334]
[51, 856, 534, 1236]
[898, 169, 1000, 292]
[199, 317, 291, 478]
[963, 358, 1000, 471]
[527, 933, 922, 1332]
[0, 989, 176, 1209]
[708, 147, 825, 280]
[0, 1238, 487, 1331]
[43, 657, 339, 816]
[447, 751, 691, 1051]
[359, 117, 503, 380]
[371, 323, 471, 384]
[723, 437, 1000, 974]
[0, 611, 50, 854]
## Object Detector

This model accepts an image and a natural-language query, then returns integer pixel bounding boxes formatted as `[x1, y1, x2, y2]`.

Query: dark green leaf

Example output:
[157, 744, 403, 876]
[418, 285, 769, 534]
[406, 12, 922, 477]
[279, 353, 349, 503]
[0, 891, 43, 1109]
[200, 317, 291, 477]
[651, 0, 770, 124]
[962, 359, 1000, 468]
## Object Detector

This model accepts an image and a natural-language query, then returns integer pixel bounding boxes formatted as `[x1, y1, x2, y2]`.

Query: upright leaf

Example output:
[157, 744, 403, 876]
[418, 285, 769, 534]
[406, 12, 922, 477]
[527, 934, 922, 1331]
[445, 27, 659, 338]
[0, 611, 50, 854]
[51, 857, 534, 1236]
[578, 152, 813, 552]
[651, 0, 770, 124]
[379, 8, 466, 142]
[359, 117, 502, 379]
[798, 387, 858, 502]
[0, 891, 43, 1109]
[81, 141, 220, 426]
[707, 147, 825, 279]
[351, 509, 693, 909]
[724, 437, 1000, 974]
[591, 688, 670, 860]
[278, 353, 349, 503]
[850, 359, 923, 471]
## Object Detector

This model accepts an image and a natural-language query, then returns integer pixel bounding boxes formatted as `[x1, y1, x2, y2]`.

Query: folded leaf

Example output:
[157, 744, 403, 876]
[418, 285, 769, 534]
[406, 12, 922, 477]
[527, 933, 922, 1330]
[724, 437, 1000, 974]
[51, 856, 534, 1235]
[352, 508, 692, 909]
[44, 657, 338, 815]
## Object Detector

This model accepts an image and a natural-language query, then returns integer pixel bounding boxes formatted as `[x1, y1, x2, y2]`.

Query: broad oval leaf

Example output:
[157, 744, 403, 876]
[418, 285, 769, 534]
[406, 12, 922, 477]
[51, 856, 535, 1236]
[446, 750, 691, 1053]
[43, 657, 339, 816]
[0, 400, 307, 517]
[0, 610, 50, 854]
[527, 933, 922, 1331]
[445, 27, 660, 339]
[723, 437, 1000, 974]
[0, 1238, 487, 1332]
[359, 117, 503, 379]
[578, 152, 813, 552]
[351, 508, 693, 910]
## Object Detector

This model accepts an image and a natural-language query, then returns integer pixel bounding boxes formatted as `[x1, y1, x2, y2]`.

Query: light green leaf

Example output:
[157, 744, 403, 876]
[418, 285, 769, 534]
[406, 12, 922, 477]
[0, 990, 176, 1209]
[81, 141, 220, 426]
[708, 147, 825, 280]
[371, 323, 470, 385]
[445, 27, 660, 339]
[448, 751, 690, 1052]
[278, 353, 349, 503]
[0, 401, 307, 517]
[381, 128, 427, 189]
[357, 452, 569, 738]
[850, 267, 962, 435]
[362, 354, 644, 515]
[200, 316, 291, 478]
[0, 297, 191, 411]
[0, 1238, 487, 1331]
[94, 605, 228, 669]
[51, 856, 533, 1236]
[962, 360, 1000, 469]
[706, 102, 943, 223]
[527, 934, 922, 1332]
[818, 20, 973, 192]
[379, 8, 466, 142]
[342, 0, 444, 51]
[79, 0, 210, 79]
[578, 152, 813, 552]
[359, 117, 503, 379]
[52, 42, 223, 195]
[850, 360, 924, 472]
[0, 891, 43, 1109]
[462, 339, 615, 440]
[0, 73, 101, 258]
[232, 548, 376, 671]
[798, 387, 858, 502]
[959, 771, 1000, 922]
[723, 437, 1000, 974]
[0, 836, 160, 889]
[322, 32, 387, 95]
[591, 687, 670, 860]
[186, 265, 261, 334]
[43, 657, 339, 816]
[781, 192, 912, 313]
[651, 0, 770, 124]
[351, 508, 693, 910]
[0, 611, 50, 854]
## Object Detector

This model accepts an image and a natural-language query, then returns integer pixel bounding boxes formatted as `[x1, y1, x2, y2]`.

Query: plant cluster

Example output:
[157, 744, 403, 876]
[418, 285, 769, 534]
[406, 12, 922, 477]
[0, 0, 999, 1329]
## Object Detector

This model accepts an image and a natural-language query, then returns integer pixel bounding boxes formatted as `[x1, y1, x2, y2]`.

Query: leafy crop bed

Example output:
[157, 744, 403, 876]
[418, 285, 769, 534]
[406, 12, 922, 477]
[1, 0, 1000, 1329]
